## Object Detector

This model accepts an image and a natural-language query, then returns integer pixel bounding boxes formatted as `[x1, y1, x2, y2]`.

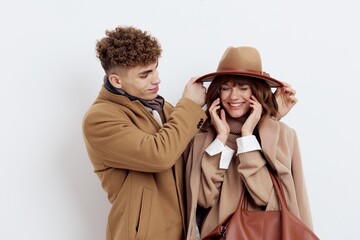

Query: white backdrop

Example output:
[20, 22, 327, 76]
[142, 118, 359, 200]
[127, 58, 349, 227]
[1, 0, 359, 239]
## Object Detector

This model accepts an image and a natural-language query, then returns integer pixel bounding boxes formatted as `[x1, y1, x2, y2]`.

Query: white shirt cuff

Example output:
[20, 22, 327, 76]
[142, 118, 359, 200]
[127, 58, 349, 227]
[236, 135, 261, 155]
[205, 138, 235, 169]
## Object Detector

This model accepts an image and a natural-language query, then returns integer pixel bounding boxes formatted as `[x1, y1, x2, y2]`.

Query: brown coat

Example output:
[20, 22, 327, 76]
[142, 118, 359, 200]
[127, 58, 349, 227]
[184, 117, 314, 239]
[82, 86, 207, 240]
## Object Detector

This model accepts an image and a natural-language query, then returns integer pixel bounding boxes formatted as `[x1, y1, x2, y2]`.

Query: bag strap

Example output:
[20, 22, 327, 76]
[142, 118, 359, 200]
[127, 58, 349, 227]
[241, 168, 288, 211]
[268, 169, 289, 211]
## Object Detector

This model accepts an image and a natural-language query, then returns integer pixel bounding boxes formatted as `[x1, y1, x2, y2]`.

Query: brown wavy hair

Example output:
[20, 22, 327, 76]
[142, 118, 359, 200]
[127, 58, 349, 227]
[96, 26, 162, 74]
[205, 75, 279, 119]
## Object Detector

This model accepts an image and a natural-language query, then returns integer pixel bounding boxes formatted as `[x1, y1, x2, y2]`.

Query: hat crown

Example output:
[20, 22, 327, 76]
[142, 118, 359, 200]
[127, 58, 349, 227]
[195, 45, 282, 88]
[217, 46, 263, 73]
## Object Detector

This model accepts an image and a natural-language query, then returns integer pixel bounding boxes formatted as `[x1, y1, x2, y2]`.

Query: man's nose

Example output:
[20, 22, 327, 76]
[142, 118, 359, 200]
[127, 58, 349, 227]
[152, 77, 161, 84]
[152, 71, 161, 84]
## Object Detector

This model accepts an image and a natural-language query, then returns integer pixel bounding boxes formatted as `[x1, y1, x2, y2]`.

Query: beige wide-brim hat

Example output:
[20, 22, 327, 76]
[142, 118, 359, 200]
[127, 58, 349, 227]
[196, 46, 283, 87]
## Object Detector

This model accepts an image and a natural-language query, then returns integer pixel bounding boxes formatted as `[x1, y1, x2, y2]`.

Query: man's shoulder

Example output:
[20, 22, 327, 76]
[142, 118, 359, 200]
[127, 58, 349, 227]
[163, 101, 174, 111]
[83, 97, 137, 124]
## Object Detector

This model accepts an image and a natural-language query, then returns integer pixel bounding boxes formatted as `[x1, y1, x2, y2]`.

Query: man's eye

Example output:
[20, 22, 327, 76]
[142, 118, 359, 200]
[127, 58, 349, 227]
[139, 74, 148, 79]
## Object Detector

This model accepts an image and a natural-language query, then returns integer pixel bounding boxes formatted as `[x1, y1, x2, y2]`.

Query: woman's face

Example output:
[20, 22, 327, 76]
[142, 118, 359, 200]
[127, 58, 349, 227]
[219, 81, 252, 118]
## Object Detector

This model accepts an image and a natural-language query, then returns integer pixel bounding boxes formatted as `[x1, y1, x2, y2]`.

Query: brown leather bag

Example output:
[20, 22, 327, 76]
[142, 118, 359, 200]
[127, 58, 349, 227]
[202, 169, 319, 240]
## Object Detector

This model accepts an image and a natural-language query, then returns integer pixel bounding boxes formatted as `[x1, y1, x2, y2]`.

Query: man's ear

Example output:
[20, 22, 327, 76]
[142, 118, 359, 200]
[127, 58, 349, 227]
[108, 74, 122, 88]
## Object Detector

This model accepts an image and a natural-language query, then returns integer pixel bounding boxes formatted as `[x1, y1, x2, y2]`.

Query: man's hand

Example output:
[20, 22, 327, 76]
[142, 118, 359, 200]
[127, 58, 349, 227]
[275, 82, 298, 119]
[182, 77, 206, 107]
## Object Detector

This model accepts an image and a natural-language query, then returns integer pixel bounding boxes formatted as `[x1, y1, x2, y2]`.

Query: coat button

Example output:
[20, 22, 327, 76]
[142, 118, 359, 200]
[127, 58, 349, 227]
[197, 118, 204, 129]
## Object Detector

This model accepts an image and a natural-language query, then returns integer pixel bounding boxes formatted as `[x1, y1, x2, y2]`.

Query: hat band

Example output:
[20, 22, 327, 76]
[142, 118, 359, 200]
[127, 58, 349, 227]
[217, 67, 270, 77]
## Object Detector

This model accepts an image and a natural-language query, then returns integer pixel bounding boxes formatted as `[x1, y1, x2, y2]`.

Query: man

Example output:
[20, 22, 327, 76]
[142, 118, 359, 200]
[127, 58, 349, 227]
[82, 26, 207, 240]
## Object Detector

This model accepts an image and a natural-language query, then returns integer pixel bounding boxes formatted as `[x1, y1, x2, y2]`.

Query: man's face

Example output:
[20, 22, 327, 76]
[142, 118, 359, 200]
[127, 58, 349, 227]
[120, 62, 160, 100]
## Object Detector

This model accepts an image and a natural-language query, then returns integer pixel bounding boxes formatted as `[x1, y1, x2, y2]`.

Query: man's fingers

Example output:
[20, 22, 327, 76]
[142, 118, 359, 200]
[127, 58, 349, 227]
[284, 87, 296, 95]
[291, 96, 298, 104]
[189, 76, 200, 83]
[282, 81, 291, 88]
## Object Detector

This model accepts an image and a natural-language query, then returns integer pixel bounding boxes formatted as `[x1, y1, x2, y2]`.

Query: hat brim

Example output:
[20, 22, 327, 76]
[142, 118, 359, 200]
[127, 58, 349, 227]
[196, 70, 283, 88]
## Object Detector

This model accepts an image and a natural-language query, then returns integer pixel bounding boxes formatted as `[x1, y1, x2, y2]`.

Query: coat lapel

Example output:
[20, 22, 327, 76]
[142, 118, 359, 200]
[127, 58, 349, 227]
[258, 117, 280, 170]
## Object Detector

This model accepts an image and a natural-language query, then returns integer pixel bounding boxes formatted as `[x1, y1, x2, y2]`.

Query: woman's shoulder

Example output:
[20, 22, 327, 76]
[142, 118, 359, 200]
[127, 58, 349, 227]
[278, 120, 297, 135]
[278, 120, 293, 131]
[277, 121, 300, 147]
[259, 116, 297, 140]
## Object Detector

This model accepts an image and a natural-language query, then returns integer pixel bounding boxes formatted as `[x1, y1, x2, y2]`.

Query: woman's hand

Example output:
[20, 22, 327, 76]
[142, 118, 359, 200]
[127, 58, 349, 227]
[275, 82, 298, 119]
[209, 98, 230, 144]
[241, 95, 262, 136]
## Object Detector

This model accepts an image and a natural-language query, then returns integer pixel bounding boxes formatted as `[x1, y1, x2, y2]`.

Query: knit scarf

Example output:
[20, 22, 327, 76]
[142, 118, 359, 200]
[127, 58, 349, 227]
[104, 76, 164, 113]
[203, 116, 248, 167]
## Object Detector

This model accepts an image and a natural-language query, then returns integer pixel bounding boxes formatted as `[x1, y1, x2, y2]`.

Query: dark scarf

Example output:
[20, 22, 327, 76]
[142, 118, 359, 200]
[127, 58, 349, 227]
[104, 76, 164, 113]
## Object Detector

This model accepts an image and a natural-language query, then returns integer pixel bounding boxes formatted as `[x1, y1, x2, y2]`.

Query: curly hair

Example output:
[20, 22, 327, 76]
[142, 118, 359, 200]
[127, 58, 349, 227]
[205, 75, 279, 118]
[96, 26, 162, 74]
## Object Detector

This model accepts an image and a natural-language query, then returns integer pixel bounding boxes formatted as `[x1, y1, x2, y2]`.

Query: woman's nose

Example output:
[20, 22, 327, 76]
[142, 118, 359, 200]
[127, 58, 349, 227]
[230, 89, 241, 99]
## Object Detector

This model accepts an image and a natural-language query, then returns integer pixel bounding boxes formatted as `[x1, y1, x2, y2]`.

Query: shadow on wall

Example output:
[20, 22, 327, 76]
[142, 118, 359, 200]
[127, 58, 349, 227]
[58, 74, 110, 240]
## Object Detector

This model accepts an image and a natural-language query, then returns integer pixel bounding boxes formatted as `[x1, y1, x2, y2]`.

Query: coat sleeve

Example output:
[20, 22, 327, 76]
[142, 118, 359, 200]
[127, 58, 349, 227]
[238, 150, 273, 206]
[83, 98, 207, 172]
[198, 149, 273, 208]
[291, 130, 314, 230]
[197, 151, 226, 208]
[259, 117, 314, 230]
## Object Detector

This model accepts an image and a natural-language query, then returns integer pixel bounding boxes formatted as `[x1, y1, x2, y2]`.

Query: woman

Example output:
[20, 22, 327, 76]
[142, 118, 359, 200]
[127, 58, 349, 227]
[184, 46, 314, 239]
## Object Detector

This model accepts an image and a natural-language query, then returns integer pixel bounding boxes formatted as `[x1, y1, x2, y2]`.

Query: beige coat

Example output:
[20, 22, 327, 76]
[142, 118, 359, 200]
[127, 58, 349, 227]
[82, 86, 207, 240]
[184, 117, 314, 239]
